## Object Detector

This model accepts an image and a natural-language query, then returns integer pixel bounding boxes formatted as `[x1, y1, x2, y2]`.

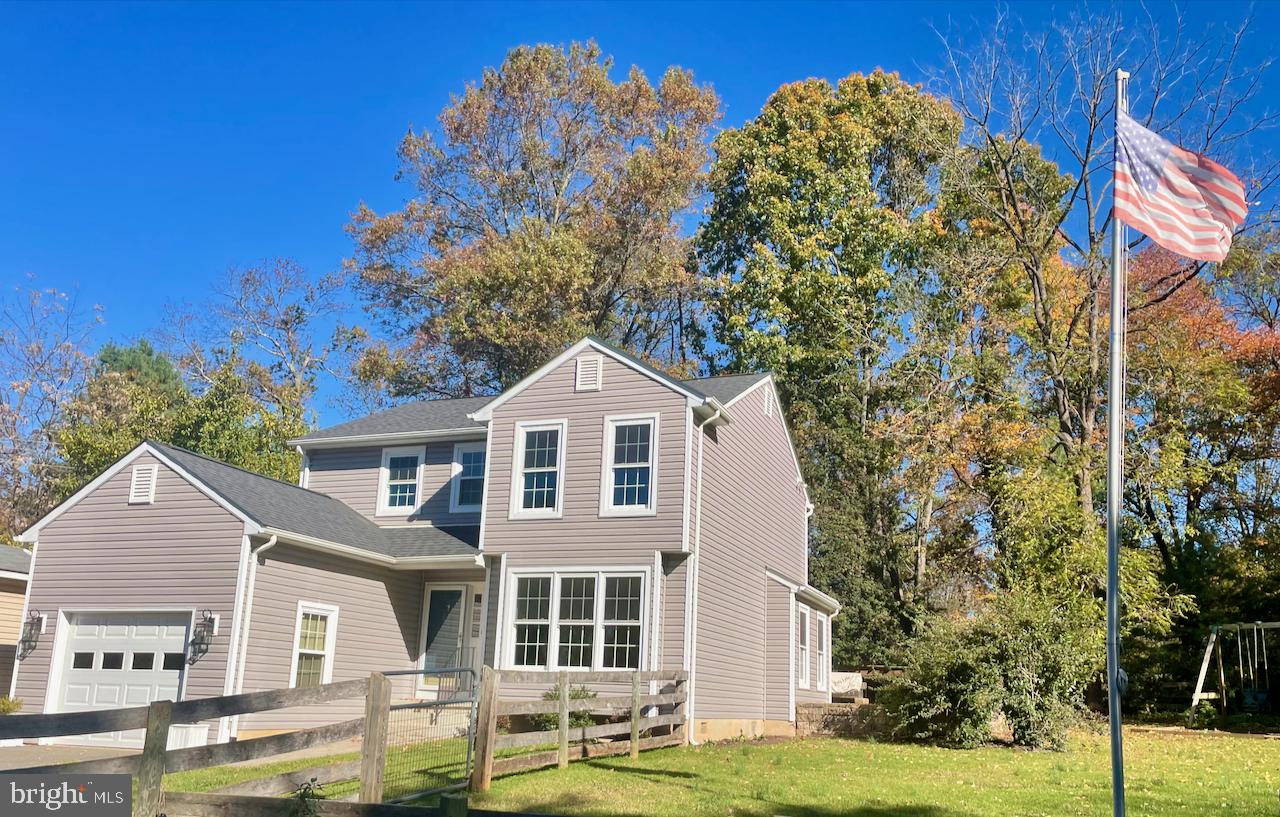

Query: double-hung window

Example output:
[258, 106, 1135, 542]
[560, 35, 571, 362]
[450, 442, 486, 513]
[379, 446, 424, 516]
[797, 604, 811, 689]
[291, 602, 338, 689]
[600, 414, 657, 516]
[508, 570, 646, 670]
[511, 420, 566, 518]
[816, 613, 830, 691]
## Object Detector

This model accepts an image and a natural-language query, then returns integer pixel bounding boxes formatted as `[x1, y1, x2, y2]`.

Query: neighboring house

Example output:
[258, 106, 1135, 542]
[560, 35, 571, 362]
[0, 546, 31, 697]
[14, 336, 838, 747]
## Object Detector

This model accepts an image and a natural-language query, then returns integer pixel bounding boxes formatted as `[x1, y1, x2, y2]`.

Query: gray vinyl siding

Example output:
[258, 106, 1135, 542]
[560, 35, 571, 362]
[14, 453, 244, 739]
[482, 351, 688, 568]
[764, 579, 791, 721]
[237, 544, 423, 732]
[661, 553, 688, 672]
[483, 557, 501, 667]
[693, 382, 810, 721]
[0, 577, 26, 694]
[305, 442, 482, 527]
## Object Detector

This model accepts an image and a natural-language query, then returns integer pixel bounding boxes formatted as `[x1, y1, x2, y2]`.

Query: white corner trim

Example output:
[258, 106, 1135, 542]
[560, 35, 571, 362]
[288, 601, 339, 688]
[376, 445, 426, 518]
[598, 412, 660, 518]
[469, 337, 705, 422]
[788, 590, 796, 722]
[449, 441, 487, 514]
[508, 419, 569, 520]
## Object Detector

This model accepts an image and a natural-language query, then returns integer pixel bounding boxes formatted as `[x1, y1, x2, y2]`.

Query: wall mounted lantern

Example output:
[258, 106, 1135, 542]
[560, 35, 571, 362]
[18, 609, 43, 660]
[187, 609, 217, 665]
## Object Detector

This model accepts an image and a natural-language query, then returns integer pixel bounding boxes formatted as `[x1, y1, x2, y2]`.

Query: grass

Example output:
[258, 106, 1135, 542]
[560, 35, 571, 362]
[470, 728, 1280, 817]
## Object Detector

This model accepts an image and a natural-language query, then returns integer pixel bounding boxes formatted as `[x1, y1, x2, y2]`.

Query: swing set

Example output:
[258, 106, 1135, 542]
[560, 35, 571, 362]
[1189, 621, 1278, 718]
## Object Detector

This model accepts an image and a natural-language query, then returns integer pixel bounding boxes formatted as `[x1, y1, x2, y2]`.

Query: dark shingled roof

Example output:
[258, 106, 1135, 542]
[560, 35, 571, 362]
[150, 442, 478, 561]
[293, 396, 490, 444]
[683, 373, 770, 405]
[294, 369, 770, 446]
[0, 546, 31, 575]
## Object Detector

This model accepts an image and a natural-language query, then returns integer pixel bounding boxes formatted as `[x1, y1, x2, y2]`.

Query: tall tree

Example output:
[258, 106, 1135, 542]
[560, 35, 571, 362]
[348, 41, 721, 399]
[0, 283, 98, 542]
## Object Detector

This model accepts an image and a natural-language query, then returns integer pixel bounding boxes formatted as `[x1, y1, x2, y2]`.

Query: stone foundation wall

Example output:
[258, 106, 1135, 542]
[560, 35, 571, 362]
[796, 702, 892, 738]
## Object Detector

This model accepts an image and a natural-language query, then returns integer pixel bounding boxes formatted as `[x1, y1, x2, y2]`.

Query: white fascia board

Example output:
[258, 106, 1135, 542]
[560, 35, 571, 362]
[470, 337, 709, 422]
[290, 428, 487, 449]
[798, 585, 841, 615]
[393, 554, 485, 570]
[259, 527, 481, 570]
[19, 442, 262, 542]
[0, 570, 28, 582]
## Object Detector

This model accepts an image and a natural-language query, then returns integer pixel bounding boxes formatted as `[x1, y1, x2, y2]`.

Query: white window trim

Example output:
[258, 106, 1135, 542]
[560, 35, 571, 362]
[798, 603, 811, 690]
[509, 419, 568, 520]
[288, 601, 339, 689]
[598, 413, 659, 518]
[449, 441, 487, 514]
[377, 445, 425, 517]
[502, 566, 650, 672]
[816, 612, 830, 692]
[128, 464, 158, 505]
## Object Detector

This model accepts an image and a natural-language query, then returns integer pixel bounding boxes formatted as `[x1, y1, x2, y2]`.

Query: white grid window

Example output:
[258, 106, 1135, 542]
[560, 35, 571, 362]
[798, 604, 811, 690]
[513, 577, 551, 668]
[816, 613, 830, 691]
[450, 442, 486, 512]
[600, 415, 657, 516]
[511, 421, 567, 518]
[507, 570, 646, 671]
[291, 603, 338, 689]
[379, 446, 423, 515]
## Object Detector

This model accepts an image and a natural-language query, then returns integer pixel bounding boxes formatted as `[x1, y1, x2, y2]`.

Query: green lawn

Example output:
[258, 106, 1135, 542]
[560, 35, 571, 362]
[470, 729, 1280, 817]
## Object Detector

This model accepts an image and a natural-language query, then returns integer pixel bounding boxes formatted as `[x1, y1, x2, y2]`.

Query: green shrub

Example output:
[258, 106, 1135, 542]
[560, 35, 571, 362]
[885, 592, 1095, 750]
[529, 684, 596, 732]
[883, 615, 1001, 748]
[0, 697, 22, 715]
[1186, 700, 1220, 729]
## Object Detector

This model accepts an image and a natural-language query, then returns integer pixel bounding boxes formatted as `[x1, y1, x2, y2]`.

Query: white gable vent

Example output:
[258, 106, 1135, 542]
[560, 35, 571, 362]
[764, 388, 774, 417]
[128, 464, 159, 504]
[575, 354, 603, 392]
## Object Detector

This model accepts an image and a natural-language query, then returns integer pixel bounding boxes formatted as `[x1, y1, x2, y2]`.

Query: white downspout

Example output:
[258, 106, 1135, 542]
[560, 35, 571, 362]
[687, 407, 720, 745]
[230, 534, 276, 738]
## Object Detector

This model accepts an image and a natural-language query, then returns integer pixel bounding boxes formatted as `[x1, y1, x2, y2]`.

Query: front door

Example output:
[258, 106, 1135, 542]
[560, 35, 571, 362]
[421, 584, 482, 698]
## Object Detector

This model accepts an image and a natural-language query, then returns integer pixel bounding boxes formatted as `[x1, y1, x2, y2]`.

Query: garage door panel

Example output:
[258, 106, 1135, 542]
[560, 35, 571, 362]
[54, 611, 192, 749]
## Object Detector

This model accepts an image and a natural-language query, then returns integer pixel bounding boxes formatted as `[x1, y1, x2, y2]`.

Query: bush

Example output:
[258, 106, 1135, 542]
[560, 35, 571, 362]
[0, 697, 21, 715]
[1186, 700, 1220, 729]
[883, 615, 1002, 748]
[885, 592, 1095, 750]
[529, 684, 596, 732]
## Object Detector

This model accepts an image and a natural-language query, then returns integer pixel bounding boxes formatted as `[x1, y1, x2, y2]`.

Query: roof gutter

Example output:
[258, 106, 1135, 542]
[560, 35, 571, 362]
[258, 527, 482, 570]
[289, 427, 487, 449]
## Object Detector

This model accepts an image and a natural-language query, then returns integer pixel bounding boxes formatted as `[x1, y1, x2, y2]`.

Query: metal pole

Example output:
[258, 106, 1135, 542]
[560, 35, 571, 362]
[1106, 66, 1130, 817]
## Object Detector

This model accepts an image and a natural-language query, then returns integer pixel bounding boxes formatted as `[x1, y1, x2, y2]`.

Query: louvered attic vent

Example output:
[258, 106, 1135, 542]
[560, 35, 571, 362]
[129, 464, 158, 504]
[575, 354, 603, 392]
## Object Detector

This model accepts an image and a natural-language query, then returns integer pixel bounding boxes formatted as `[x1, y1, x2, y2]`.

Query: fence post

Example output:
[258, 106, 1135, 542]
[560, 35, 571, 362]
[441, 792, 469, 817]
[134, 699, 172, 817]
[557, 669, 570, 769]
[360, 672, 391, 803]
[630, 673, 641, 760]
[673, 677, 687, 743]
[471, 666, 500, 792]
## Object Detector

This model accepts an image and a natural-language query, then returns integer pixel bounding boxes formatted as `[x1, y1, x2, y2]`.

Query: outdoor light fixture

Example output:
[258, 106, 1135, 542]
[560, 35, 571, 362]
[18, 609, 42, 660]
[187, 609, 216, 665]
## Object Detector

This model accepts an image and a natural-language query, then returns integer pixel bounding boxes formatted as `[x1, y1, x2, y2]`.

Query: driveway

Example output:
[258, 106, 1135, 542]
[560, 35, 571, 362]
[0, 743, 137, 771]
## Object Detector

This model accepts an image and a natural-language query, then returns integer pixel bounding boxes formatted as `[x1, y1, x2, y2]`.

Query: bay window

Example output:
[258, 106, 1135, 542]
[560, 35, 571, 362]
[507, 569, 647, 670]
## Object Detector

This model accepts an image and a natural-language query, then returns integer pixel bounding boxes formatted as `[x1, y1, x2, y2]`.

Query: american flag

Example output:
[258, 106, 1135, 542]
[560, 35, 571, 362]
[1114, 109, 1247, 262]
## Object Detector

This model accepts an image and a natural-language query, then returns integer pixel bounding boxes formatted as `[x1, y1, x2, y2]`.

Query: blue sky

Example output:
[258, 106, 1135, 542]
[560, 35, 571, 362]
[3, 0, 1276, 423]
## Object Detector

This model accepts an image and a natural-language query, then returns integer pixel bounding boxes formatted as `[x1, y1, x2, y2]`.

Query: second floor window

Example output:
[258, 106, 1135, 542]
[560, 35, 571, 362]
[450, 442, 486, 513]
[379, 446, 424, 515]
[511, 420, 566, 518]
[601, 415, 657, 516]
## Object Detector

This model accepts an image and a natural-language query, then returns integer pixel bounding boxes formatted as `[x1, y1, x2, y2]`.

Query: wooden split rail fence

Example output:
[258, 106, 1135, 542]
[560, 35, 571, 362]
[470, 668, 688, 791]
[0, 673, 395, 816]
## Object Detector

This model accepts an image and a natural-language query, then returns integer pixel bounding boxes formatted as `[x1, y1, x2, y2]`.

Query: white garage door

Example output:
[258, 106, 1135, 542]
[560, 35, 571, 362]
[55, 611, 192, 748]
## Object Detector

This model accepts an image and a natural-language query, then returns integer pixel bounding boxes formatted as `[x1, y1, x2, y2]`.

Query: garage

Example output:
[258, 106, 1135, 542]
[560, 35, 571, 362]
[53, 611, 194, 748]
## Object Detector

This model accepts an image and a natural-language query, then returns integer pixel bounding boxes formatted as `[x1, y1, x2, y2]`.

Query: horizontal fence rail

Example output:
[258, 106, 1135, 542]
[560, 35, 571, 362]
[470, 667, 688, 793]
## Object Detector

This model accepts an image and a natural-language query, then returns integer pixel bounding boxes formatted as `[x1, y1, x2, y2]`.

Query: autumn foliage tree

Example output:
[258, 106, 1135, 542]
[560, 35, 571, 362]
[348, 42, 721, 399]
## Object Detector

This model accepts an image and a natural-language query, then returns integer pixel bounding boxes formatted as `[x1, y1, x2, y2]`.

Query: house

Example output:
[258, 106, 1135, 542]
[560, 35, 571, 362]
[13, 336, 838, 747]
[0, 546, 31, 697]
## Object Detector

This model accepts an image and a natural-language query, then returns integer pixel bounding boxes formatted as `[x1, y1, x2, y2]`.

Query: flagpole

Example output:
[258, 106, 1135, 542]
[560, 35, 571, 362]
[1106, 66, 1130, 817]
